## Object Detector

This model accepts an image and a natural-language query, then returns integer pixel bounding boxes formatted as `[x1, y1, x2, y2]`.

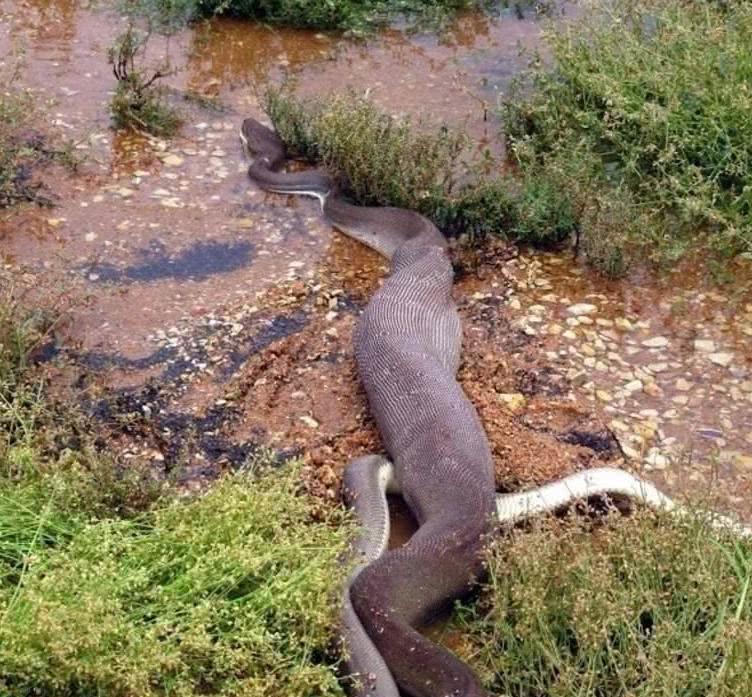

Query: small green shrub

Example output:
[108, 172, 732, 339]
[109, 24, 182, 136]
[503, 0, 752, 266]
[456, 510, 752, 696]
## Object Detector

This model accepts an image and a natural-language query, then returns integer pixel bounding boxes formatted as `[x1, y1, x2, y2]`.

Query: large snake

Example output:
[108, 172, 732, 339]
[240, 118, 751, 697]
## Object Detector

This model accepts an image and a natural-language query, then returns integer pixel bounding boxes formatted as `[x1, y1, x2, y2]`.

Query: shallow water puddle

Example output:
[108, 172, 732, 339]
[0, 0, 567, 358]
[1, 1, 750, 520]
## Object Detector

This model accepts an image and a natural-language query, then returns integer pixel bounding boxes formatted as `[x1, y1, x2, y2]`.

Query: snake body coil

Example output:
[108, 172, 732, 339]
[240, 118, 751, 697]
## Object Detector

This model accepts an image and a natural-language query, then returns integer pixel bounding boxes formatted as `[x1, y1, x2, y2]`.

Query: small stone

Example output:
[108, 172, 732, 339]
[84, 231, 98, 242]
[675, 378, 692, 391]
[694, 339, 716, 352]
[708, 352, 733, 367]
[299, 415, 319, 429]
[645, 450, 668, 469]
[508, 297, 521, 311]
[498, 393, 526, 412]
[642, 337, 669, 349]
[624, 379, 643, 393]
[162, 153, 184, 167]
[635, 421, 657, 441]
[568, 303, 597, 316]
[596, 390, 612, 402]
[643, 382, 663, 397]
[614, 317, 634, 331]
[672, 395, 689, 405]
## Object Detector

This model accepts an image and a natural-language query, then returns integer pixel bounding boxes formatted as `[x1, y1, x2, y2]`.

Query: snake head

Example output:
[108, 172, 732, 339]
[239, 118, 285, 166]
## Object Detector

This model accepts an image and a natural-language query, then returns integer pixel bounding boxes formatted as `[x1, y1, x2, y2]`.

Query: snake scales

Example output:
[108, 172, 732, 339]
[240, 118, 751, 697]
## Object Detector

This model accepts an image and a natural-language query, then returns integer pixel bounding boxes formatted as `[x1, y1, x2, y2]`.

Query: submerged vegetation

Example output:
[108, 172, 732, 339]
[458, 510, 752, 696]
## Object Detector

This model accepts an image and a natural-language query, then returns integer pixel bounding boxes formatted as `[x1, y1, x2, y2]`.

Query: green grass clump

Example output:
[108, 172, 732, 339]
[455, 510, 752, 696]
[264, 88, 576, 246]
[267, 88, 466, 211]
[0, 294, 352, 696]
[504, 0, 752, 268]
[0, 467, 351, 697]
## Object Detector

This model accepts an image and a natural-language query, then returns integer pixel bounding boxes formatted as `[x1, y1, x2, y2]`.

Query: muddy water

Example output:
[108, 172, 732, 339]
[1, 0, 750, 522]
[0, 0, 566, 355]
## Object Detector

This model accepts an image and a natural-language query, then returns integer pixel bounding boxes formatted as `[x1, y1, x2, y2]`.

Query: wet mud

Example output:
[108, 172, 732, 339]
[1, 0, 750, 528]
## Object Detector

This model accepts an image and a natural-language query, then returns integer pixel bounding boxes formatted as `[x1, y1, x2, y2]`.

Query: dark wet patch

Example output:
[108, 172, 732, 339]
[91, 384, 258, 470]
[220, 308, 311, 378]
[462, 295, 533, 351]
[30, 339, 62, 364]
[40, 305, 313, 392]
[515, 366, 567, 397]
[78, 306, 316, 470]
[85, 240, 254, 284]
[559, 429, 620, 456]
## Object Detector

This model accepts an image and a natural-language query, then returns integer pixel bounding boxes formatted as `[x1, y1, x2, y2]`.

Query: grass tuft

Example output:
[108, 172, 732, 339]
[0, 466, 351, 697]
[109, 24, 182, 137]
[455, 509, 752, 696]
